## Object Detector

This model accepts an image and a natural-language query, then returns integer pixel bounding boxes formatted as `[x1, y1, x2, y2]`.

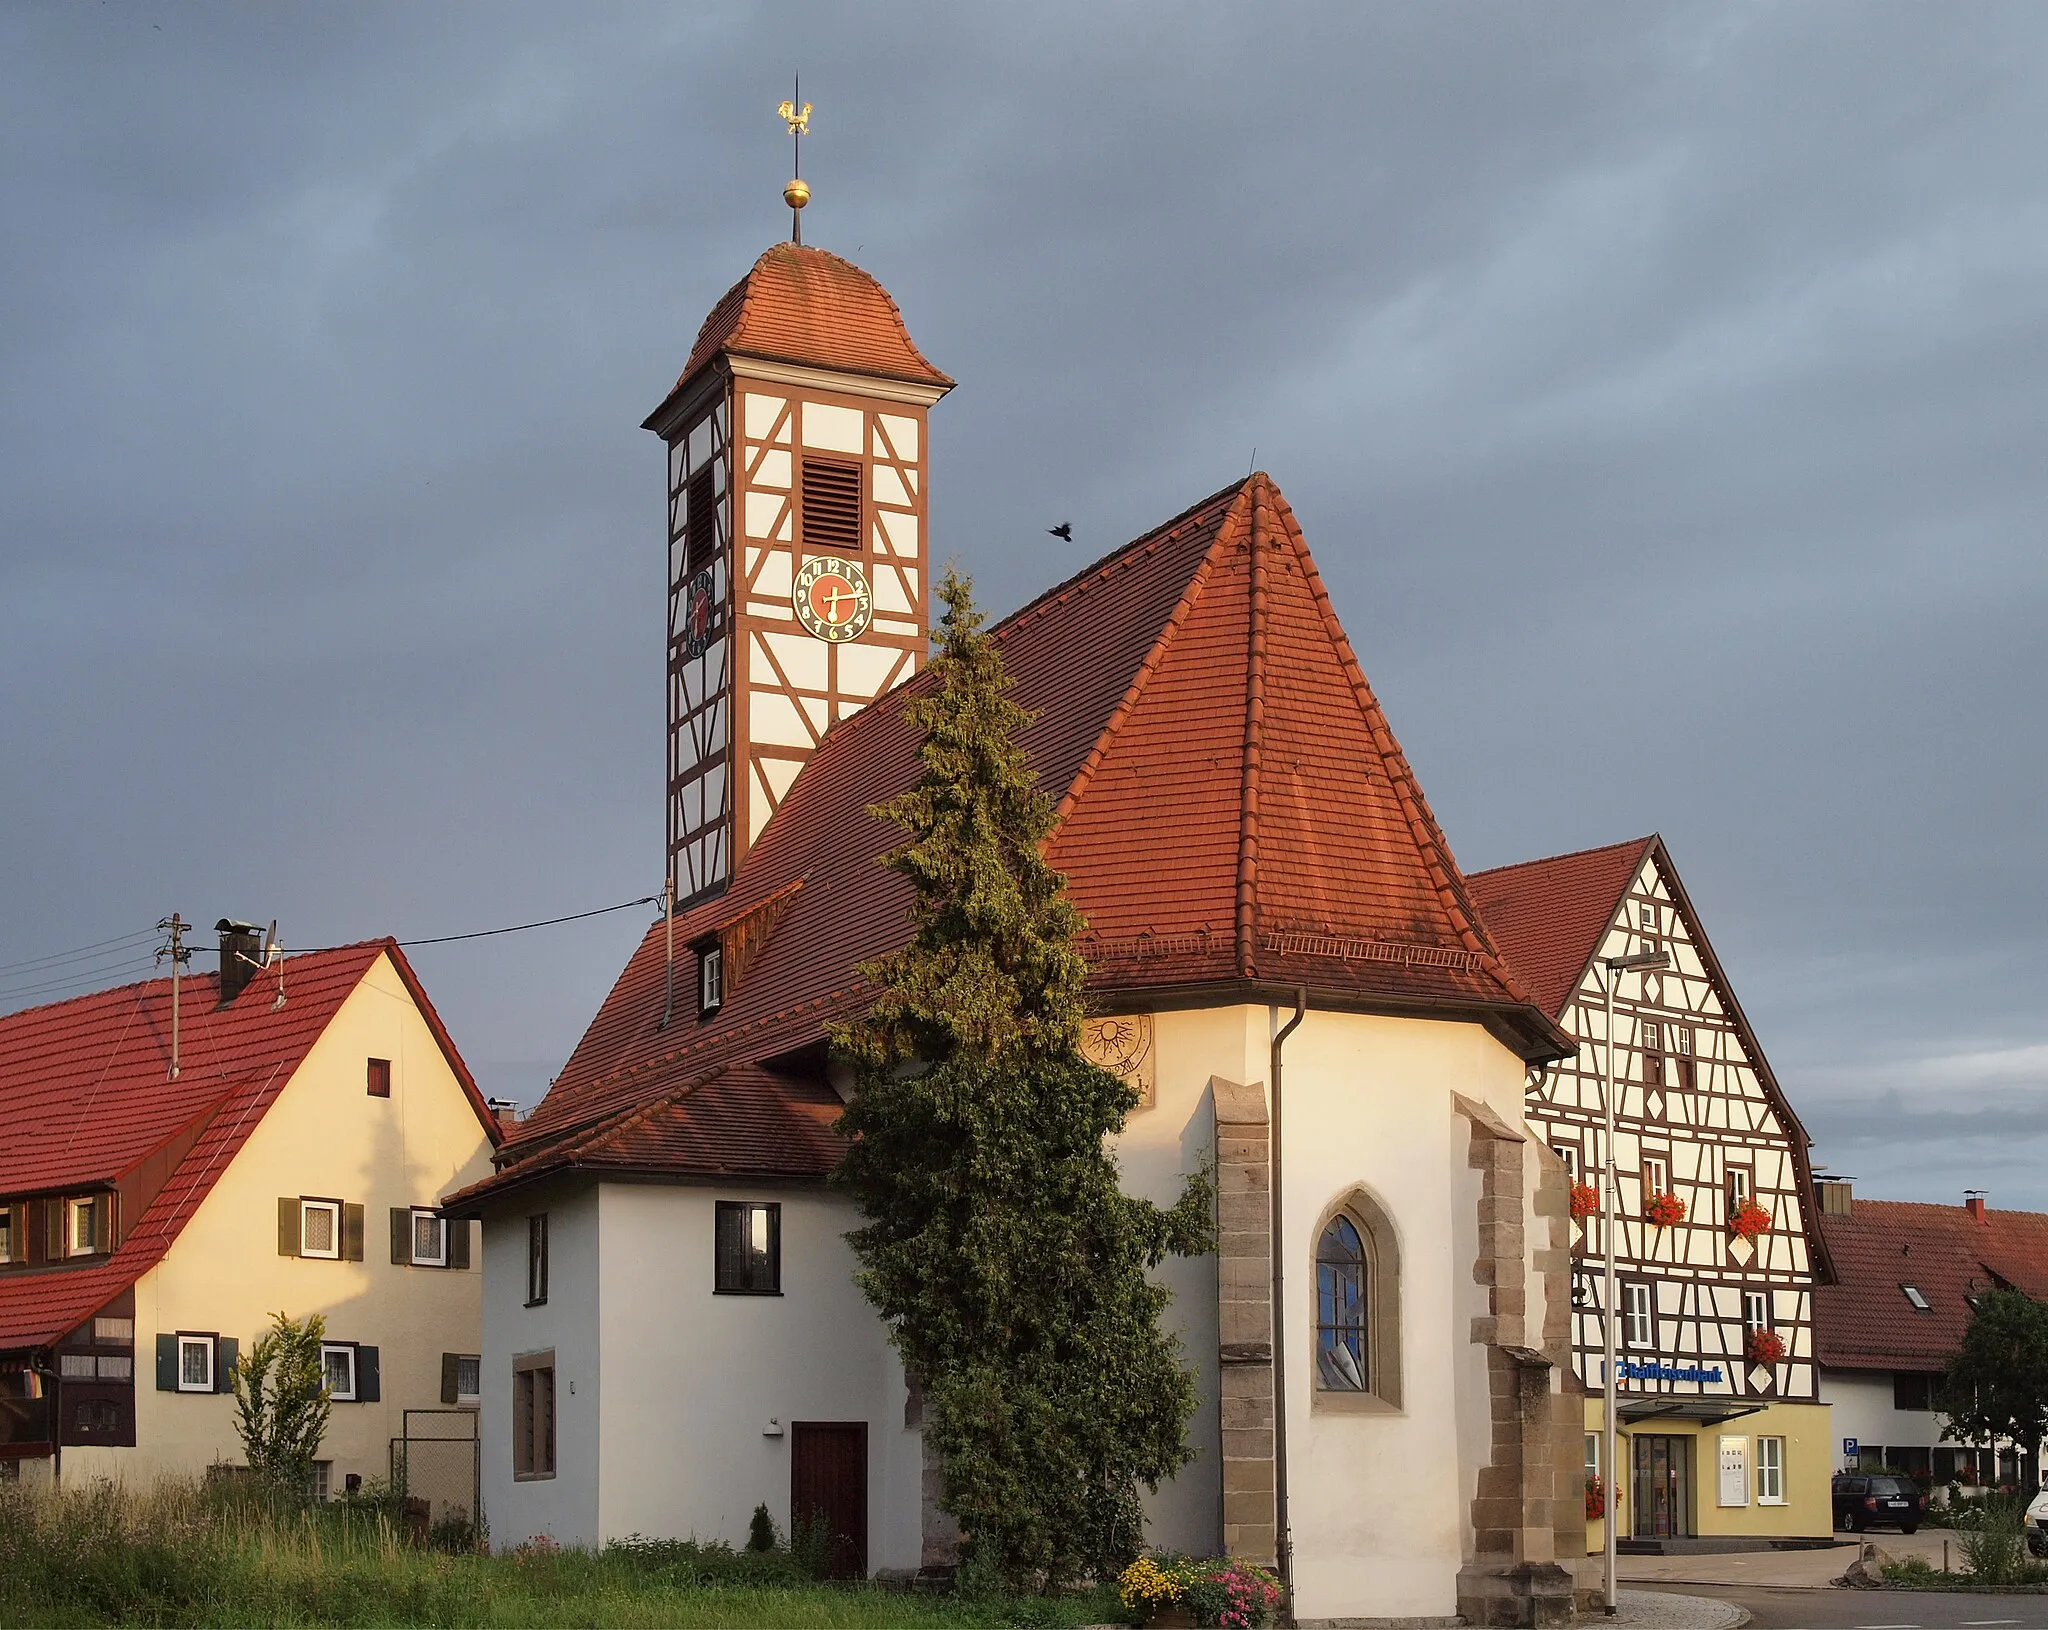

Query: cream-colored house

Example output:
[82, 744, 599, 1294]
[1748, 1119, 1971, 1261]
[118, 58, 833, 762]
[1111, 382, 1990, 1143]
[0, 927, 498, 1502]
[448, 242, 1589, 1625]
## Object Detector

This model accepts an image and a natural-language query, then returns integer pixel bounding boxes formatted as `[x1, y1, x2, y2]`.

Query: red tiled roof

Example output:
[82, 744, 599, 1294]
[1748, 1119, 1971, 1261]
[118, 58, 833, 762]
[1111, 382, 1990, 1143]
[1467, 838, 1655, 1019]
[451, 474, 1565, 1210]
[666, 244, 953, 397]
[0, 943, 493, 1350]
[1815, 1199, 2048, 1372]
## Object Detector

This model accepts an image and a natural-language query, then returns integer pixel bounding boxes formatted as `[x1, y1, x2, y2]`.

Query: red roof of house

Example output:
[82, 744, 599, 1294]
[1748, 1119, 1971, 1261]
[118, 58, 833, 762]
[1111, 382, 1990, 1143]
[0, 942, 494, 1350]
[1467, 838, 1655, 1019]
[665, 243, 953, 399]
[1815, 1198, 2048, 1372]
[450, 474, 1566, 1211]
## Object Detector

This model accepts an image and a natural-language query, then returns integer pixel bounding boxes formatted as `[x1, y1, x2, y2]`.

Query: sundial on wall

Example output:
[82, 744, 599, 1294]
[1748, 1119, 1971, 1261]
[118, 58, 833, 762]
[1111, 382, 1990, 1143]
[1081, 1013, 1156, 1109]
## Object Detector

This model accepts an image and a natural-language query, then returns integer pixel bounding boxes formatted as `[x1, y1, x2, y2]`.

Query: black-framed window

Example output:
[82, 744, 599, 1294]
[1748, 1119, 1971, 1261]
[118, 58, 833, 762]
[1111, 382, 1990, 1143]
[527, 1214, 549, 1306]
[1894, 1371, 1937, 1412]
[714, 1201, 780, 1294]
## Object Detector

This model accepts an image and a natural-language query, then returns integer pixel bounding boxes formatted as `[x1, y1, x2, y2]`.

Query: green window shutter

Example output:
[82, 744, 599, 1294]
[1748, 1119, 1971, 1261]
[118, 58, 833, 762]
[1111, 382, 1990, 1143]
[278, 1198, 300, 1257]
[390, 1209, 411, 1266]
[356, 1345, 380, 1403]
[441, 1353, 459, 1405]
[343, 1204, 365, 1263]
[214, 1337, 238, 1394]
[450, 1219, 470, 1271]
[155, 1334, 178, 1391]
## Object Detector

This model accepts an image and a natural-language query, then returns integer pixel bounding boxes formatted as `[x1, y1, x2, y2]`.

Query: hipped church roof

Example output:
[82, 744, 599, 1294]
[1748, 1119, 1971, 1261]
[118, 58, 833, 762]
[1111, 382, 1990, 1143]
[449, 474, 1567, 1210]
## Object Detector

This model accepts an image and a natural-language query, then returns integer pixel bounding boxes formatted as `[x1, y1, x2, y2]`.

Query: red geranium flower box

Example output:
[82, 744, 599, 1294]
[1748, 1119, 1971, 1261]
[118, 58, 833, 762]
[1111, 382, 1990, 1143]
[1645, 1191, 1687, 1228]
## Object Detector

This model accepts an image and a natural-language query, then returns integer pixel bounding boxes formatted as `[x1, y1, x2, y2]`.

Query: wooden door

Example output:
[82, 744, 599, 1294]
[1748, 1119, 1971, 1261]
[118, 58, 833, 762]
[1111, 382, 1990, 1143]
[791, 1421, 868, 1579]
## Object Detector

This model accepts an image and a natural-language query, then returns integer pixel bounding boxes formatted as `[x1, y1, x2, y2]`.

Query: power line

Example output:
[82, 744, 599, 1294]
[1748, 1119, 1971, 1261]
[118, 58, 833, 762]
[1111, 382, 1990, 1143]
[0, 955, 161, 1004]
[239, 893, 664, 955]
[0, 927, 159, 976]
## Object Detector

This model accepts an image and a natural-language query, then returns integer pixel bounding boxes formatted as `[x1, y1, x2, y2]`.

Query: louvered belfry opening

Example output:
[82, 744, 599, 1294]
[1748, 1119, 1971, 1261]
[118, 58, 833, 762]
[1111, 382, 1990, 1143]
[799, 458, 862, 551]
[684, 462, 719, 577]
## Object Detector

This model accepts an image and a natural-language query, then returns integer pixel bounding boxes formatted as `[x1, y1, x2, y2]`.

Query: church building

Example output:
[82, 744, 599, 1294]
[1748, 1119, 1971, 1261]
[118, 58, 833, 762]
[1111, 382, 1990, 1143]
[447, 236, 1593, 1625]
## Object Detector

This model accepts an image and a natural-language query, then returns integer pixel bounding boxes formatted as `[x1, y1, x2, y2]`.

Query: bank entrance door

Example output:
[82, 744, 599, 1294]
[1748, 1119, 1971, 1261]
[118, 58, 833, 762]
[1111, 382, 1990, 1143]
[1632, 1435, 1693, 1539]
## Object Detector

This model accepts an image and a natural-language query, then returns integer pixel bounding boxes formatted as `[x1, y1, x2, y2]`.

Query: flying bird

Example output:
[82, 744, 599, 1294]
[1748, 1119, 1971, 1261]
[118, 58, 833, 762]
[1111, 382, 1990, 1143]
[1048, 522, 1072, 541]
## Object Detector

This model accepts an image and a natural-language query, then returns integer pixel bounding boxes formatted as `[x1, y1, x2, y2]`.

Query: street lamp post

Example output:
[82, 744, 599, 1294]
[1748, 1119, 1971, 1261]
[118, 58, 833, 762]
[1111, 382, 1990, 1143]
[1602, 946, 1668, 1616]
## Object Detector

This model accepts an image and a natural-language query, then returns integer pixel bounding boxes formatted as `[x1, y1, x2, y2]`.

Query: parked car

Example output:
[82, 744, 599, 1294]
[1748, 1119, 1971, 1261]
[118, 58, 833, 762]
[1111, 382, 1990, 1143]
[1833, 1473, 1927, 1534]
[2025, 1488, 2048, 1556]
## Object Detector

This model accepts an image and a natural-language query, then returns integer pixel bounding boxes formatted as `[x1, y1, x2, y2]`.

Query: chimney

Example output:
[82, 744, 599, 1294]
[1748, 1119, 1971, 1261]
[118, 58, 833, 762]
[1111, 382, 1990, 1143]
[1814, 1176, 1854, 1217]
[215, 919, 263, 1006]
[1966, 1190, 1988, 1224]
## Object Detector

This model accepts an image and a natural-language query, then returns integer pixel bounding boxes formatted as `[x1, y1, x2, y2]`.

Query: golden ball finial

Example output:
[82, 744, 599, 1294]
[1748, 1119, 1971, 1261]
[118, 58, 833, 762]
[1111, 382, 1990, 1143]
[783, 177, 810, 211]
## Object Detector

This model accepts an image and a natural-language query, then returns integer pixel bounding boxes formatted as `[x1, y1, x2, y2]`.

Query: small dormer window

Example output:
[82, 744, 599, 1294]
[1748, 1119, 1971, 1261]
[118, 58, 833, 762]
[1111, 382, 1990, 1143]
[699, 943, 724, 1018]
[1902, 1284, 1932, 1311]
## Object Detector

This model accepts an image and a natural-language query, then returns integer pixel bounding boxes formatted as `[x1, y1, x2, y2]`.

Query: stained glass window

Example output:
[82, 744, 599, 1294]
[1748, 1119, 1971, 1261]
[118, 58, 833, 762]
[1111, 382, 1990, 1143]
[1316, 1215, 1367, 1391]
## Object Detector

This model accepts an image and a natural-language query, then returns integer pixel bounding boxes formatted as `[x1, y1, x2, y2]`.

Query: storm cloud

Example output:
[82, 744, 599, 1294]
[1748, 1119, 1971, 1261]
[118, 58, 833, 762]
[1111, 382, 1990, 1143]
[3, 3, 2043, 1205]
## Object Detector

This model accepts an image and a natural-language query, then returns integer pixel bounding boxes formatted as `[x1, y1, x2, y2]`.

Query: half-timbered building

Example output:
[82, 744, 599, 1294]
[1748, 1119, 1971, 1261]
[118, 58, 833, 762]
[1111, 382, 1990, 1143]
[448, 236, 1597, 1625]
[1470, 836, 1833, 1547]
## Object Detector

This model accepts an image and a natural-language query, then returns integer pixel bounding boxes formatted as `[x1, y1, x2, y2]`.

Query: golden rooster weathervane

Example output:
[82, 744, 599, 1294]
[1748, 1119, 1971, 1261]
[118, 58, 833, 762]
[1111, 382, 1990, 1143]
[779, 78, 812, 244]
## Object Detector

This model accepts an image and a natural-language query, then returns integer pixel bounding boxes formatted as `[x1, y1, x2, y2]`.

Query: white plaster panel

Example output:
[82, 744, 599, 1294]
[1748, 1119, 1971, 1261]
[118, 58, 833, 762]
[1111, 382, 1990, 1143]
[872, 568, 913, 616]
[753, 448, 792, 490]
[749, 689, 814, 749]
[878, 509, 919, 559]
[877, 414, 919, 460]
[752, 548, 793, 601]
[743, 392, 786, 441]
[870, 464, 909, 508]
[748, 770, 773, 845]
[800, 402, 865, 454]
[835, 641, 905, 698]
[759, 628, 829, 692]
[760, 756, 803, 804]
[744, 491, 786, 542]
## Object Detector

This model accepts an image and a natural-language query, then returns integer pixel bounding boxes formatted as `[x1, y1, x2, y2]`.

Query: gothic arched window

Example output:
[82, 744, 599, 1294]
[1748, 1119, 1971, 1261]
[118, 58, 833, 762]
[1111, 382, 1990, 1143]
[1316, 1215, 1368, 1391]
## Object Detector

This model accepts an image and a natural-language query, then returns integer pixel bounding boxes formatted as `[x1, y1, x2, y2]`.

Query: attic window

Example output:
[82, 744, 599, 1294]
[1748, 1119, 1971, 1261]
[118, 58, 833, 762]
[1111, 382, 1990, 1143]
[1902, 1284, 1932, 1312]
[800, 458, 862, 551]
[698, 943, 724, 1018]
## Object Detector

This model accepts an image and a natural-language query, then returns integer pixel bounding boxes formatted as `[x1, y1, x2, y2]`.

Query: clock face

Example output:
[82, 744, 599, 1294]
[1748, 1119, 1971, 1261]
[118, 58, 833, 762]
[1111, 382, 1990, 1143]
[792, 556, 873, 642]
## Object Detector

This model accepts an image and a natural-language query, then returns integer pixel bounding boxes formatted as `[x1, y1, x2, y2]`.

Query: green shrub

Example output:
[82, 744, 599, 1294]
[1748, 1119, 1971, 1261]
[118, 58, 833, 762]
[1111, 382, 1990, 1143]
[1954, 1493, 2028, 1585]
[746, 1502, 777, 1553]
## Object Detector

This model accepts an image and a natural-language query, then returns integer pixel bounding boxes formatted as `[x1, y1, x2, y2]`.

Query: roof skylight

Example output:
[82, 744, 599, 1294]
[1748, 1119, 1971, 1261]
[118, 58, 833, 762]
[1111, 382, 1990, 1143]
[1902, 1285, 1932, 1311]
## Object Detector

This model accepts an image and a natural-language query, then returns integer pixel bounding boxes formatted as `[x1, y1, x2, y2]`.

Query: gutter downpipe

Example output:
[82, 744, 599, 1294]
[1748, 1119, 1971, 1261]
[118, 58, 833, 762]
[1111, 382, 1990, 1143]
[1271, 986, 1307, 1624]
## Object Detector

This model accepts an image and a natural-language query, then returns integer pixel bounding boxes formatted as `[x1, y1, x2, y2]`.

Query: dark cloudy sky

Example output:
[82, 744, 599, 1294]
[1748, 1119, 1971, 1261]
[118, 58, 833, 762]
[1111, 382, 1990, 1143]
[4, 3, 2043, 1208]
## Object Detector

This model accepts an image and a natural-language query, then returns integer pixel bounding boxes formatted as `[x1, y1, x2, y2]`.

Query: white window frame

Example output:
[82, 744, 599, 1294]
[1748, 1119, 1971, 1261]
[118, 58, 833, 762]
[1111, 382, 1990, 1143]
[1642, 1154, 1670, 1198]
[176, 1334, 214, 1393]
[308, 1460, 332, 1501]
[300, 1199, 343, 1260]
[1585, 1431, 1600, 1480]
[321, 1342, 357, 1402]
[1553, 1144, 1580, 1182]
[1903, 1284, 1932, 1312]
[1757, 1434, 1786, 1504]
[410, 1208, 448, 1267]
[1743, 1290, 1771, 1332]
[66, 1196, 99, 1257]
[1622, 1282, 1654, 1348]
[1728, 1167, 1753, 1211]
[699, 944, 724, 1015]
[455, 1353, 482, 1405]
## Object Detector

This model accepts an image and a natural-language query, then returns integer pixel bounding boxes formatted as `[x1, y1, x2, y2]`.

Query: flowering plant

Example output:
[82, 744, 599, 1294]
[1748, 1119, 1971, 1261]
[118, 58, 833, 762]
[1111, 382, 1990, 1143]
[1745, 1327, 1786, 1366]
[510, 1534, 560, 1565]
[1729, 1197, 1772, 1240]
[1585, 1473, 1606, 1521]
[1644, 1191, 1687, 1227]
[1118, 1554, 1283, 1628]
[1569, 1181, 1601, 1221]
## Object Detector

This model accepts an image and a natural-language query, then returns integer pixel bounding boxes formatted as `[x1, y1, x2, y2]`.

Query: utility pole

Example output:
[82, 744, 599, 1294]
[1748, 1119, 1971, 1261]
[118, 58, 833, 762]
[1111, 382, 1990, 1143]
[156, 914, 189, 1080]
[660, 876, 676, 1027]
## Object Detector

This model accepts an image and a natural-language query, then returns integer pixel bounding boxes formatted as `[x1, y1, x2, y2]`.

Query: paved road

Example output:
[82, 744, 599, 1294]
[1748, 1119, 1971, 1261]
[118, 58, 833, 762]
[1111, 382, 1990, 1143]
[1644, 1583, 2048, 1628]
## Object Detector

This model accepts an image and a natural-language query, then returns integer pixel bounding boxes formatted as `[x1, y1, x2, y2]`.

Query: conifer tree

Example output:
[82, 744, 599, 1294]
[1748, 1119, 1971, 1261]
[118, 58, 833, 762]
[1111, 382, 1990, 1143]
[834, 567, 1214, 1591]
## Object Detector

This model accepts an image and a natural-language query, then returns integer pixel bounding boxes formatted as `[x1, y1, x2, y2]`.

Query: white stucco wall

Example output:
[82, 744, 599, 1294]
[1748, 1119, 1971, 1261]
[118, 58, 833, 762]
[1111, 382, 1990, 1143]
[480, 1180, 600, 1548]
[65, 952, 495, 1492]
[595, 1183, 919, 1564]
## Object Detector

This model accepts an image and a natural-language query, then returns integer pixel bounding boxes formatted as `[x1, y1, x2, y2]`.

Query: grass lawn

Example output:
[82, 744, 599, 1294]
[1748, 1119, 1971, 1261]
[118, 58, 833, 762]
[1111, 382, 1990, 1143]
[0, 1481, 1123, 1628]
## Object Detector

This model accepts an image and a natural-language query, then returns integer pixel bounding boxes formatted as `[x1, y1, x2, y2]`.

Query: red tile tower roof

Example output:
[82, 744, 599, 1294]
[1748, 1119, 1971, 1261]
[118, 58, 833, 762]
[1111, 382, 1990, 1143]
[662, 243, 953, 404]
[450, 475, 1568, 1211]
[0, 943, 494, 1350]
[1815, 1198, 2048, 1372]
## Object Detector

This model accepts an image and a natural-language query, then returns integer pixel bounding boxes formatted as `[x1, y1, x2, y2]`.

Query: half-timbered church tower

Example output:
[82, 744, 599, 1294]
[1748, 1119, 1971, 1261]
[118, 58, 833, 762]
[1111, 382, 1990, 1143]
[1471, 837, 1833, 1547]
[454, 226, 1600, 1627]
[644, 244, 953, 905]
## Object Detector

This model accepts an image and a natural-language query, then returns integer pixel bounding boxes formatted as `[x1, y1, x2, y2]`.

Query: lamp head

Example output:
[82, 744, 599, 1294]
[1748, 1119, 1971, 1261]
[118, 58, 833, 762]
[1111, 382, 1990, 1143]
[1605, 949, 1670, 973]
